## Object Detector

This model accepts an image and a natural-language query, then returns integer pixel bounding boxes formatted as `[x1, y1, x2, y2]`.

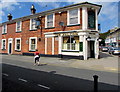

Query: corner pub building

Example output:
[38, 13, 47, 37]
[0, 2, 102, 60]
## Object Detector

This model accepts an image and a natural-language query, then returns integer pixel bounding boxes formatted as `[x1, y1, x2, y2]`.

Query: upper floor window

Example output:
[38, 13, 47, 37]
[45, 14, 55, 28]
[2, 25, 7, 34]
[30, 18, 37, 30]
[68, 8, 80, 25]
[88, 10, 96, 29]
[16, 21, 22, 32]
[15, 38, 21, 51]
[1, 39, 6, 50]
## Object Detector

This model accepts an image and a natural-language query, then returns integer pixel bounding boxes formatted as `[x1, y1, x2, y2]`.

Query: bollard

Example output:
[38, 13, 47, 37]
[93, 75, 98, 92]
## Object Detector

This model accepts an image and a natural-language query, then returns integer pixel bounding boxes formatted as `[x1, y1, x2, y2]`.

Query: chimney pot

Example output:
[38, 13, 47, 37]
[7, 13, 12, 21]
[31, 4, 36, 14]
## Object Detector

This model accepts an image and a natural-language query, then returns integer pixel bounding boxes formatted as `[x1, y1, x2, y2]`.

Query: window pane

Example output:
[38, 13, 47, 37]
[79, 42, 83, 51]
[47, 14, 53, 27]
[31, 19, 36, 29]
[31, 39, 36, 50]
[69, 9, 78, 17]
[88, 10, 95, 29]
[70, 17, 78, 24]
[69, 9, 78, 24]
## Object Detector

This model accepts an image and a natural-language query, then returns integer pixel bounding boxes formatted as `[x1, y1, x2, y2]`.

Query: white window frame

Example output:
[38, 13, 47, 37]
[16, 21, 22, 32]
[1, 39, 6, 49]
[30, 18, 37, 30]
[45, 13, 55, 28]
[67, 8, 80, 25]
[29, 37, 37, 51]
[15, 38, 21, 51]
[2, 24, 7, 34]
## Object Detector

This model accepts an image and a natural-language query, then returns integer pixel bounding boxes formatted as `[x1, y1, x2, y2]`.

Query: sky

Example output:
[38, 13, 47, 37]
[0, 0, 119, 33]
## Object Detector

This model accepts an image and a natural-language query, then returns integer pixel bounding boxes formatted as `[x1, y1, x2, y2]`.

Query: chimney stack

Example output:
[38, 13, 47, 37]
[31, 4, 36, 14]
[7, 13, 12, 21]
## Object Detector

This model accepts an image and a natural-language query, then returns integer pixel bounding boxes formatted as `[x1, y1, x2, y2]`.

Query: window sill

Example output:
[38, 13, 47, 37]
[1, 49, 6, 50]
[67, 24, 80, 27]
[45, 27, 55, 29]
[16, 31, 22, 33]
[2, 33, 7, 35]
[29, 29, 37, 31]
[62, 50, 79, 52]
[29, 50, 36, 52]
[15, 50, 21, 52]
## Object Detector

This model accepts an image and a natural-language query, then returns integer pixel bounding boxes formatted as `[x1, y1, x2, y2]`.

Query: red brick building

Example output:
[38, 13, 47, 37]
[0, 2, 102, 60]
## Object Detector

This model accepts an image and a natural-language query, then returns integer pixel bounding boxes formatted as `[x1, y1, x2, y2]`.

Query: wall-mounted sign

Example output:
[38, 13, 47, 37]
[26, 40, 28, 44]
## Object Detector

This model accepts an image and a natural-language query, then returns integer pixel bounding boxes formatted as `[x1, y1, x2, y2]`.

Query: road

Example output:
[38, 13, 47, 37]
[1, 55, 119, 91]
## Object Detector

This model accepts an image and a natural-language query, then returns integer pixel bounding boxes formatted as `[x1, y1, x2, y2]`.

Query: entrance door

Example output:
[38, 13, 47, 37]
[9, 43, 12, 54]
[8, 38, 13, 54]
[90, 41, 95, 58]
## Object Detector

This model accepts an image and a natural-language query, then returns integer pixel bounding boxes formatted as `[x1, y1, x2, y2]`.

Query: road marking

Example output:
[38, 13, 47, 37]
[37, 84, 50, 89]
[18, 78, 27, 82]
[2, 73, 9, 76]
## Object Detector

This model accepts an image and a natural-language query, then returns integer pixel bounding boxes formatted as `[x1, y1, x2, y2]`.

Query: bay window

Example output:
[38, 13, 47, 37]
[62, 36, 79, 51]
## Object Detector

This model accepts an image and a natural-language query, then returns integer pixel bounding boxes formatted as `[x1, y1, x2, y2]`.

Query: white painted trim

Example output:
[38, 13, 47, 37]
[53, 13, 55, 27]
[78, 8, 80, 24]
[95, 9, 98, 31]
[15, 38, 21, 51]
[45, 34, 56, 38]
[67, 10, 69, 25]
[1, 39, 6, 49]
[30, 19, 32, 30]
[52, 37, 54, 55]
[45, 38, 47, 54]
[82, 7, 87, 30]
[61, 52, 81, 56]
[58, 36, 62, 54]
[83, 35, 87, 60]
[8, 38, 13, 54]
[29, 37, 37, 51]
[45, 15, 47, 28]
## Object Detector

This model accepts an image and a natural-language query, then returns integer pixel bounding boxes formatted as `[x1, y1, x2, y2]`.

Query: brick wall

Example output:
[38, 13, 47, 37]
[1, 7, 83, 55]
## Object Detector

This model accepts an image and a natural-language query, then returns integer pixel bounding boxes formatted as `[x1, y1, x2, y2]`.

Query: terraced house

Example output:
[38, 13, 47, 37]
[0, 2, 102, 60]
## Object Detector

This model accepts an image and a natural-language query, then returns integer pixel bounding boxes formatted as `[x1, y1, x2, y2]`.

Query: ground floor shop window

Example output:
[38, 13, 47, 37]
[1, 39, 6, 50]
[15, 38, 21, 51]
[29, 37, 37, 51]
[62, 36, 79, 51]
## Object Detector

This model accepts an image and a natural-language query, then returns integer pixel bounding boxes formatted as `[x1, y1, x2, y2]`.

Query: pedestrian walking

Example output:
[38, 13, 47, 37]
[34, 49, 40, 65]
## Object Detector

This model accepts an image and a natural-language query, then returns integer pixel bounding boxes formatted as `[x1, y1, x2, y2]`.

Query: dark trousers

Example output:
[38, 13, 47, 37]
[35, 57, 40, 63]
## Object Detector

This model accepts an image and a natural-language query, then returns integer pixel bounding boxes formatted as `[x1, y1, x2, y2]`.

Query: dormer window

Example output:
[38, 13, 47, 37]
[30, 18, 37, 30]
[67, 8, 80, 25]
[16, 21, 22, 32]
[2, 25, 7, 34]
[45, 14, 55, 28]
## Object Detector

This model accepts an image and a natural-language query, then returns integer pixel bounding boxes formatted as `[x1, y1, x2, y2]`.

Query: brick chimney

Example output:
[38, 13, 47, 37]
[31, 4, 36, 14]
[7, 13, 12, 21]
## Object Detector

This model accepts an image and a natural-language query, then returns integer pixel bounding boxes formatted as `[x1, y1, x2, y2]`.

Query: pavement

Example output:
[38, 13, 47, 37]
[1, 51, 119, 73]
[1, 52, 119, 89]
